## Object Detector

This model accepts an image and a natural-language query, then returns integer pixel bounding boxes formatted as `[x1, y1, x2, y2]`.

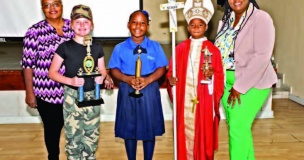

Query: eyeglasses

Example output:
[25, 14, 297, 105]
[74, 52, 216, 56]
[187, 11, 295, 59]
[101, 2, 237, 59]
[42, 1, 62, 9]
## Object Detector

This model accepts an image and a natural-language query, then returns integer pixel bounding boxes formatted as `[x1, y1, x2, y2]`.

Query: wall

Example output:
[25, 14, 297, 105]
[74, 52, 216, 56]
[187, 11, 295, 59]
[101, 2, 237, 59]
[144, 0, 223, 43]
[0, 89, 273, 124]
[144, 0, 188, 43]
[257, 0, 304, 102]
[144, 0, 304, 103]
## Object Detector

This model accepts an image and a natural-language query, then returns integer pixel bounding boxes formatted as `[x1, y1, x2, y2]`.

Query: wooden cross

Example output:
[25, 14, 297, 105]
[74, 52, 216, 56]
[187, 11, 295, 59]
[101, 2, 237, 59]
[160, 0, 184, 32]
[160, 1, 184, 160]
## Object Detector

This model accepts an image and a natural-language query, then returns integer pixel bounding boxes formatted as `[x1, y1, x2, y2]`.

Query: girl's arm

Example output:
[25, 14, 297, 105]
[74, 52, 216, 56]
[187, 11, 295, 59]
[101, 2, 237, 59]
[97, 57, 107, 80]
[110, 68, 136, 88]
[48, 54, 84, 87]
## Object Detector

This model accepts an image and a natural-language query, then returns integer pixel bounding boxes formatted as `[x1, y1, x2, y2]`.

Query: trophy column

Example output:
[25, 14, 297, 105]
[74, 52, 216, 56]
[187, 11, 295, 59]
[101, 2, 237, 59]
[76, 36, 104, 107]
[129, 45, 147, 98]
[201, 46, 212, 84]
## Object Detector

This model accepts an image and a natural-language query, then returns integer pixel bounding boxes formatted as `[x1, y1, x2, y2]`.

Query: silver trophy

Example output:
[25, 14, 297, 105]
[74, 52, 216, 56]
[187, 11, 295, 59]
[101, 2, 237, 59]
[201, 46, 212, 84]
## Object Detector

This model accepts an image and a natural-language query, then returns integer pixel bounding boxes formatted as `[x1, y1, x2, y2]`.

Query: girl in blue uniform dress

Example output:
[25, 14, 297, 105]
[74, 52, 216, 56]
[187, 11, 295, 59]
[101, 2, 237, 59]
[108, 10, 168, 160]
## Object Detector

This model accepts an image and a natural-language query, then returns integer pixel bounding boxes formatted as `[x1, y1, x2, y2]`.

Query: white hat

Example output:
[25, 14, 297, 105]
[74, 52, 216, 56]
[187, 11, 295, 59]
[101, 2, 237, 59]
[183, 0, 214, 24]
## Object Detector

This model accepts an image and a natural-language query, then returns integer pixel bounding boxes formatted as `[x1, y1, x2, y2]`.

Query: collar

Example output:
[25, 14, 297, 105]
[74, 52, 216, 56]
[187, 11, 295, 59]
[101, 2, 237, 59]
[127, 36, 149, 49]
[190, 36, 207, 43]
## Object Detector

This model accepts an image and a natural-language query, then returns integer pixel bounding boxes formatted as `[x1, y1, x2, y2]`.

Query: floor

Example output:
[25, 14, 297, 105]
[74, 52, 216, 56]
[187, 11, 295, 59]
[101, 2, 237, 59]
[0, 99, 303, 160]
[1, 42, 304, 159]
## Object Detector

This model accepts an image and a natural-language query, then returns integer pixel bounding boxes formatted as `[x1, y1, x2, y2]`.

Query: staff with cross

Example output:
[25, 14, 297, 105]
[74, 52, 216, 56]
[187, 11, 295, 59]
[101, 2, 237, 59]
[160, 1, 184, 159]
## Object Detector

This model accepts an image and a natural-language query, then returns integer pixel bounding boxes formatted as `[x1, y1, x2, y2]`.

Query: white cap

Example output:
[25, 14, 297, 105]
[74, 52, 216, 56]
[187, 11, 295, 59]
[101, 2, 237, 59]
[183, 0, 214, 24]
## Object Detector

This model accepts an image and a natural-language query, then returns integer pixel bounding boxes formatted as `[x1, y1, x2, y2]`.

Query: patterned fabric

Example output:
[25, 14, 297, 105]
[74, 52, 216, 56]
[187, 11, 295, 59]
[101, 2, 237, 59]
[21, 19, 74, 104]
[70, 4, 93, 20]
[214, 10, 247, 71]
[214, 3, 252, 86]
[63, 86, 101, 160]
[183, 0, 214, 24]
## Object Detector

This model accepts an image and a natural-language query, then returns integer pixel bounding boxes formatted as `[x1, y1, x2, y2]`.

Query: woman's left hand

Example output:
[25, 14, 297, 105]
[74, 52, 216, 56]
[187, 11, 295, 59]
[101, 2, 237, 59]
[228, 87, 241, 108]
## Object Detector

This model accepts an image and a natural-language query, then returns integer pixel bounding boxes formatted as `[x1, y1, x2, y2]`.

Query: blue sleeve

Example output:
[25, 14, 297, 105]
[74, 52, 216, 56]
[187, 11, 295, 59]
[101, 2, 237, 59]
[154, 43, 168, 68]
[108, 44, 121, 69]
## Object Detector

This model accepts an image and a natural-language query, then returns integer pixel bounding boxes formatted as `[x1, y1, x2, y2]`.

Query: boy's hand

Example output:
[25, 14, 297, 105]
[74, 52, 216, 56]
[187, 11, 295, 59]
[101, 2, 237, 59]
[203, 66, 213, 79]
[168, 76, 178, 86]
[94, 76, 103, 84]
[71, 77, 84, 87]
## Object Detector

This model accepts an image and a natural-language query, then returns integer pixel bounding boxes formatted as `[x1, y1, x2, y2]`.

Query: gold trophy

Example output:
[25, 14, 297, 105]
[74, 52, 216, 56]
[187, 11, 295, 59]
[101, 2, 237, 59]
[129, 46, 146, 98]
[76, 36, 104, 107]
[201, 46, 212, 84]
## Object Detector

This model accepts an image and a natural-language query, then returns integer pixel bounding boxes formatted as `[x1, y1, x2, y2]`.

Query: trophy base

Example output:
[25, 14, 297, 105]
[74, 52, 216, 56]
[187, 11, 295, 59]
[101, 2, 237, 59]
[129, 92, 143, 98]
[76, 98, 104, 108]
[77, 72, 101, 78]
[201, 80, 211, 84]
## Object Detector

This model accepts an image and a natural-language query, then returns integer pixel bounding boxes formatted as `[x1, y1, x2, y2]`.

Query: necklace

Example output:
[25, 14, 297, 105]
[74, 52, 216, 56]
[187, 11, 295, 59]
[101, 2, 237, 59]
[189, 42, 200, 113]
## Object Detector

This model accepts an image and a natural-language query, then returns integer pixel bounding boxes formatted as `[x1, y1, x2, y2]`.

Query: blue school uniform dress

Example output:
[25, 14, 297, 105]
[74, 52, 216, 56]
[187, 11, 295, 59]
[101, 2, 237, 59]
[109, 36, 168, 140]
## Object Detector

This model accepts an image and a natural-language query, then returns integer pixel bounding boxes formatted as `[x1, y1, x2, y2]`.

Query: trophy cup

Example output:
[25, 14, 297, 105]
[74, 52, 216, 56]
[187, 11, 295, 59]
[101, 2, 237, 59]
[76, 36, 104, 107]
[129, 45, 147, 98]
[201, 46, 212, 84]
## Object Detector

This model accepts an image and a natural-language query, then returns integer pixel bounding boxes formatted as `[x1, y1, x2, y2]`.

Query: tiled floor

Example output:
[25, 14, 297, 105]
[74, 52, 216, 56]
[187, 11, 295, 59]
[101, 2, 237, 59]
[0, 41, 172, 70]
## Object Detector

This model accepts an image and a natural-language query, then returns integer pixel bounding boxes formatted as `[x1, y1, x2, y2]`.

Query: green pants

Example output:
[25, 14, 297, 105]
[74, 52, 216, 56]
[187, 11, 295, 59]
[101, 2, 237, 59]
[63, 86, 101, 160]
[222, 71, 270, 160]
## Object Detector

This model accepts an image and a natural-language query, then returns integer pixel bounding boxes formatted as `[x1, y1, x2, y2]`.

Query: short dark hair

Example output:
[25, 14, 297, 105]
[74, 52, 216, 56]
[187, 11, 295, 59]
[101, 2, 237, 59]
[128, 10, 150, 23]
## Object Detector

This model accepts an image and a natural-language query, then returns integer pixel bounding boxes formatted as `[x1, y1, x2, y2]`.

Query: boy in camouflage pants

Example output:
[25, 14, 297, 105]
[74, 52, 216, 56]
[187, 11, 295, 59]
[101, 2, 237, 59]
[49, 4, 113, 159]
[64, 87, 101, 159]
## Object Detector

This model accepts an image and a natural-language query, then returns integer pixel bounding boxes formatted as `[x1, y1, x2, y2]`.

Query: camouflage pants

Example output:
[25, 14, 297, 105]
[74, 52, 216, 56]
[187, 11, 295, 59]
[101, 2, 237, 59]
[63, 86, 101, 160]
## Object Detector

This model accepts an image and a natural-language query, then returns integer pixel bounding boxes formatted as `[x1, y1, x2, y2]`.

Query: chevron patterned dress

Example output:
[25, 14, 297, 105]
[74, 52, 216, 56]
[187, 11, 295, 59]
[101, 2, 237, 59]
[21, 19, 74, 104]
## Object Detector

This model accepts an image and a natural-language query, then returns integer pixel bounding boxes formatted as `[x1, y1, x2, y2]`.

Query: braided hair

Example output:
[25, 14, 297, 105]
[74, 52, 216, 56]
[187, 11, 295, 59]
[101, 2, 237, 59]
[222, 0, 259, 23]
[215, 0, 259, 40]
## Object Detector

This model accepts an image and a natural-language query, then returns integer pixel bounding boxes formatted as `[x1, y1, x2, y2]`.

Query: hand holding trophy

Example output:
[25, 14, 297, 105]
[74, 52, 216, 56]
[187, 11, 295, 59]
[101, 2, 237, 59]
[129, 45, 147, 98]
[76, 36, 104, 107]
[201, 46, 212, 84]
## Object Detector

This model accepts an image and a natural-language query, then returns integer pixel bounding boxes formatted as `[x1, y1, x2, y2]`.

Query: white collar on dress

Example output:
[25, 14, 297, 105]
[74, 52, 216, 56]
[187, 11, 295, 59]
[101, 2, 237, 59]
[190, 36, 207, 43]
